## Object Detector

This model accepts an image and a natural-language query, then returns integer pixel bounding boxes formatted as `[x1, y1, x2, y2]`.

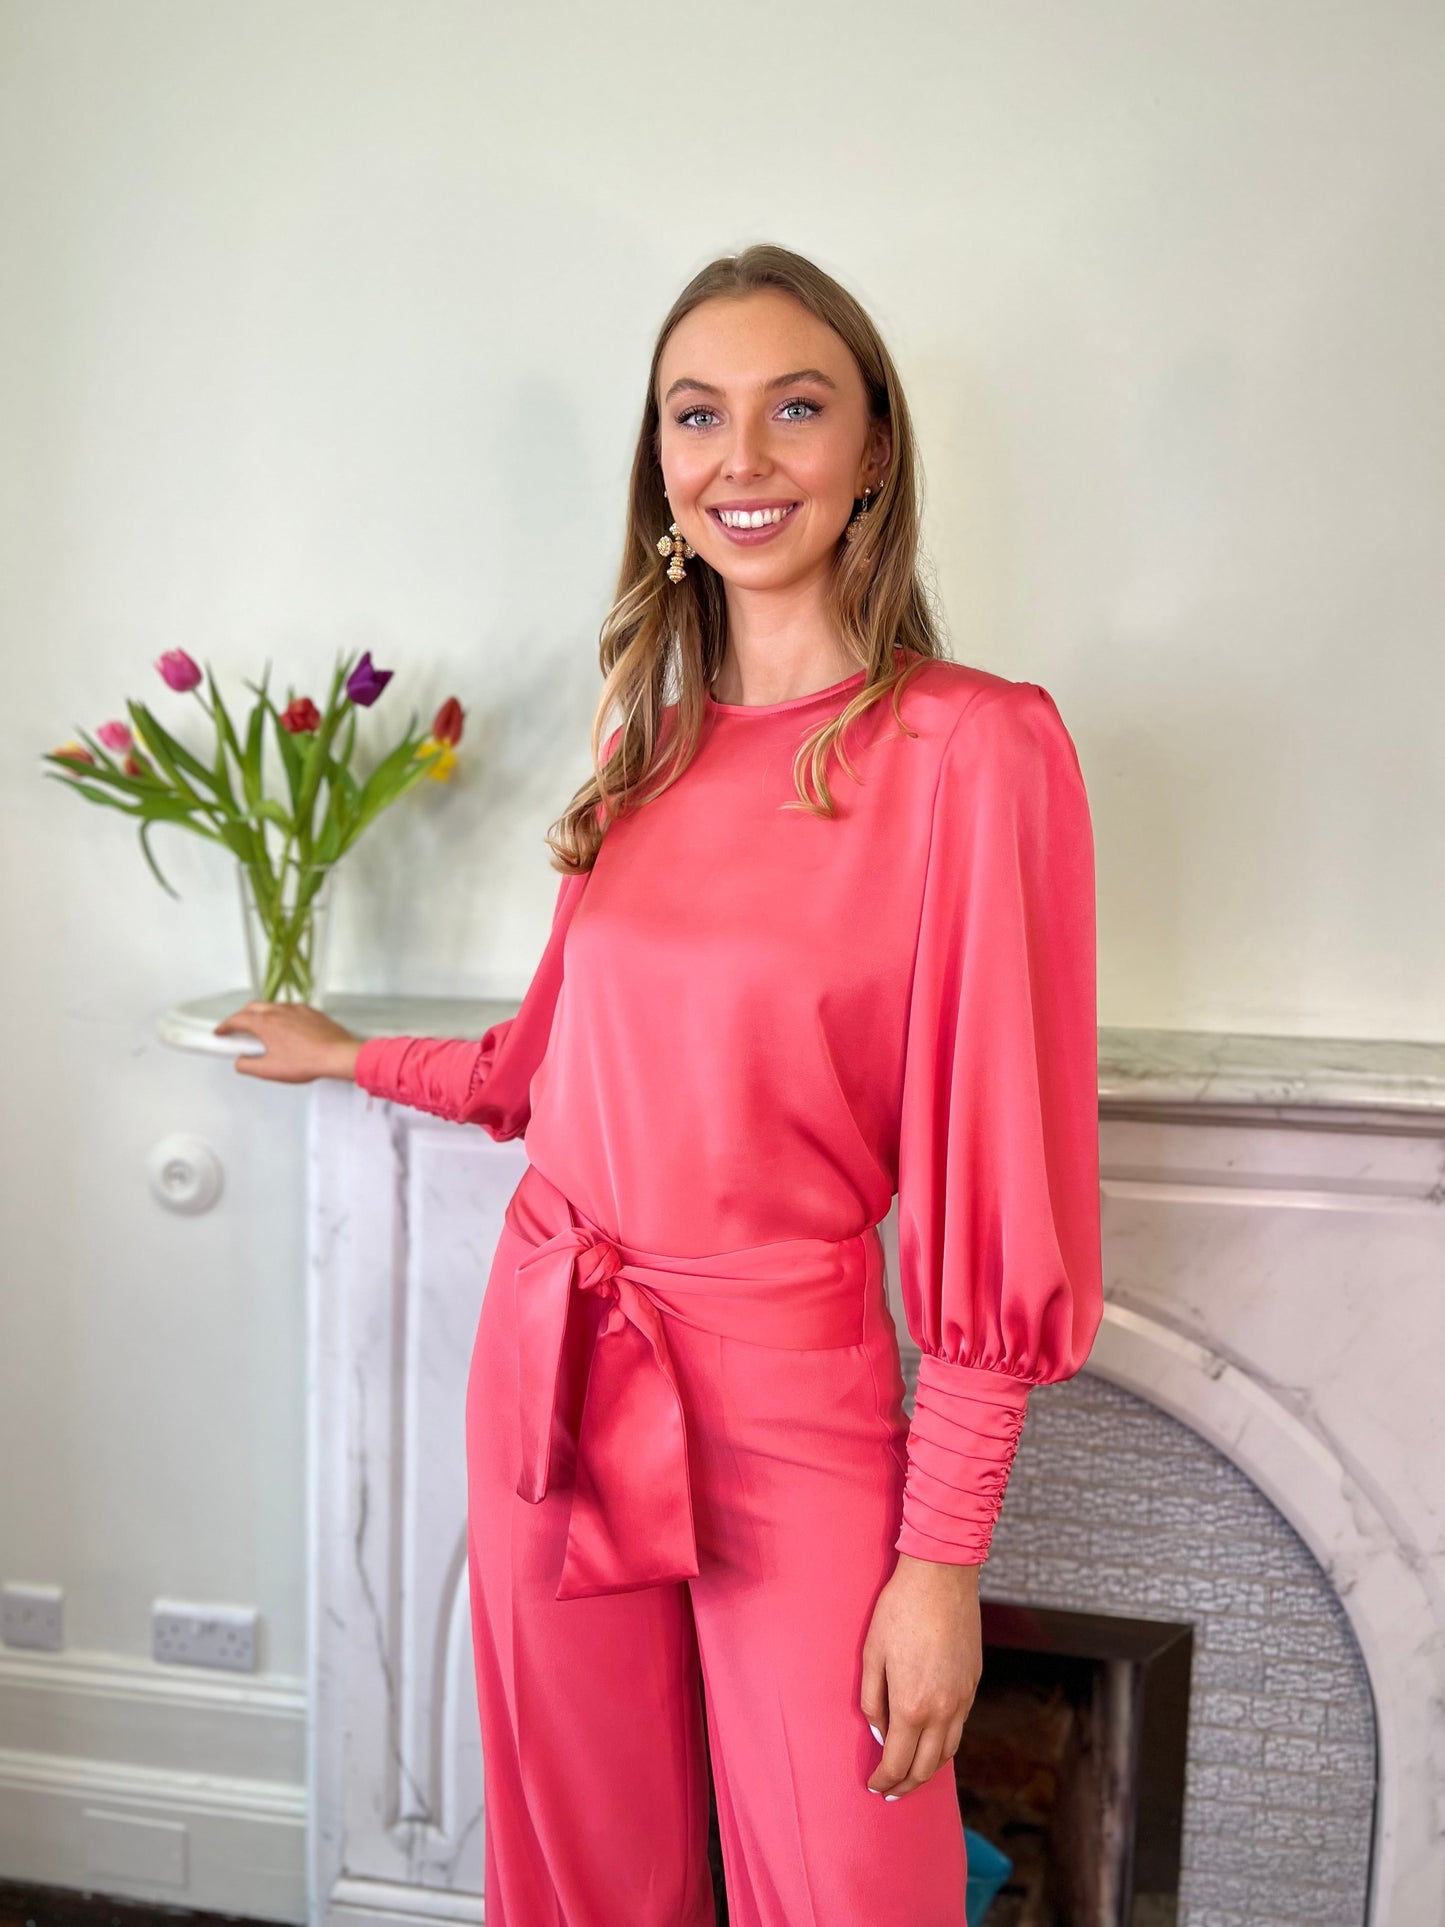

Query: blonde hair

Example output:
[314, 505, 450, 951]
[547, 243, 950, 872]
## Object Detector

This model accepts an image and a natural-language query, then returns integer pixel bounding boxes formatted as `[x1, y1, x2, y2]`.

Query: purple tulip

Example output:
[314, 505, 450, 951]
[345, 650, 394, 707]
[156, 649, 203, 692]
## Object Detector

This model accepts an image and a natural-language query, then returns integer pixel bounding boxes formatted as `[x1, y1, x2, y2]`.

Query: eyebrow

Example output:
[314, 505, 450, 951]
[661, 367, 839, 405]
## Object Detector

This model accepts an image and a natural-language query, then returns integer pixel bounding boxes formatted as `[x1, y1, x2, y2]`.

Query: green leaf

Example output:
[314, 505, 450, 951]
[205, 668, 242, 811]
[293, 698, 347, 841]
[42, 770, 147, 817]
[134, 702, 222, 794]
[73, 727, 126, 777]
[43, 750, 135, 792]
[45, 748, 188, 812]
[257, 695, 305, 814]
[42, 771, 222, 839]
[138, 819, 182, 898]
[350, 717, 423, 825]
[208, 667, 246, 760]
[242, 698, 266, 811]
[254, 797, 294, 830]
[213, 818, 257, 863]
[127, 702, 219, 809]
[331, 760, 361, 820]
[314, 807, 344, 867]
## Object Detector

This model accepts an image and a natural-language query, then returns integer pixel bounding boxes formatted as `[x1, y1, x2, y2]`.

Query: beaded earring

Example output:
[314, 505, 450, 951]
[844, 485, 873, 545]
[657, 521, 696, 583]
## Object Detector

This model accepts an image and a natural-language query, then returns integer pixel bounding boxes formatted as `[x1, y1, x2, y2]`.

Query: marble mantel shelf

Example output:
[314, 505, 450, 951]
[158, 990, 1445, 1118]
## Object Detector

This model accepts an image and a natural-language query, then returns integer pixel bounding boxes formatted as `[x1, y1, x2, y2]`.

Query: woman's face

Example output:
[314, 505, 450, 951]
[655, 289, 890, 592]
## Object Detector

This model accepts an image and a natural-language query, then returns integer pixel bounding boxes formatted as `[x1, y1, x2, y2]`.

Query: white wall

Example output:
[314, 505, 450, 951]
[1, 0, 1440, 1909]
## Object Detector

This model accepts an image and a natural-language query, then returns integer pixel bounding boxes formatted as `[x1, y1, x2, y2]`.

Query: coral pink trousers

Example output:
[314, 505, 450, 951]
[464, 1163, 969, 1925]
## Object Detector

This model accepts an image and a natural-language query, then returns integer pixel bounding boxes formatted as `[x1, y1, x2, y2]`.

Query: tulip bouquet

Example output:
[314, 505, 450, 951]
[42, 646, 466, 1005]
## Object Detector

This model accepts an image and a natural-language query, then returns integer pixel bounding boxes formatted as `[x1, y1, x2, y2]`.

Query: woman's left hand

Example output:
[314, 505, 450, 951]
[860, 1553, 982, 1798]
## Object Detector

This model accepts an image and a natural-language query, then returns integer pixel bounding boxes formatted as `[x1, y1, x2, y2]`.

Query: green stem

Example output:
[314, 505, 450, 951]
[250, 857, 330, 1001]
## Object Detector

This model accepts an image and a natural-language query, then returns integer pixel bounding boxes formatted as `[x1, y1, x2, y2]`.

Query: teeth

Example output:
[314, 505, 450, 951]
[716, 505, 795, 529]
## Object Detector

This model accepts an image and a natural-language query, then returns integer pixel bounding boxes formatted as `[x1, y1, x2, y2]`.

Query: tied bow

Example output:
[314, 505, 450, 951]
[513, 1220, 697, 1601]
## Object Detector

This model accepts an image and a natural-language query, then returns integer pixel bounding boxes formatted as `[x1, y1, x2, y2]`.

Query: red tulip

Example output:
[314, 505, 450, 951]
[97, 720, 133, 753]
[156, 649, 203, 692]
[123, 751, 152, 778]
[281, 697, 321, 734]
[52, 741, 96, 765]
[432, 696, 465, 746]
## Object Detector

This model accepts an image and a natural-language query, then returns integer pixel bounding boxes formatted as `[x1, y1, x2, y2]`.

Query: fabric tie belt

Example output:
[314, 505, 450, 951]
[504, 1161, 884, 1601]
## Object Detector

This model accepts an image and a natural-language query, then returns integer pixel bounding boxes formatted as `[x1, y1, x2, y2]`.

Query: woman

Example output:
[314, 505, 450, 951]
[216, 244, 1103, 1926]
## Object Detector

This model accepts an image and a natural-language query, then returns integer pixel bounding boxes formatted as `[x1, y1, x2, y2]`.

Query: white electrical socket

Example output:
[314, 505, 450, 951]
[152, 1599, 258, 1672]
[2, 1582, 64, 1651]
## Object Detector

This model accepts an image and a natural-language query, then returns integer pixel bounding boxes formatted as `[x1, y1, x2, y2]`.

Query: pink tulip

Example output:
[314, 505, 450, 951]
[97, 720, 133, 753]
[156, 649, 203, 692]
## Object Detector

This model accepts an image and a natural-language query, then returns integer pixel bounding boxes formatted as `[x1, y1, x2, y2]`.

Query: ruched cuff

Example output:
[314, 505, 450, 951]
[353, 1035, 402, 1103]
[896, 1354, 1033, 1566]
[352, 1031, 507, 1127]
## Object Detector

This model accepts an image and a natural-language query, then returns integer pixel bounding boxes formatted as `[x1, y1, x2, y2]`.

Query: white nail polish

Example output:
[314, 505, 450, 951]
[885, 1793, 900, 1802]
[868, 1723, 884, 1744]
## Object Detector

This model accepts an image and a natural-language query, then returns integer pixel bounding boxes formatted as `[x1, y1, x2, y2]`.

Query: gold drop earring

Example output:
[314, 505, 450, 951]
[657, 518, 696, 584]
[844, 485, 873, 545]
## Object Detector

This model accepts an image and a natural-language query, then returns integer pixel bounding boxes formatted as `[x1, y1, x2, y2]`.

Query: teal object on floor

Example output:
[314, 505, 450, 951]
[963, 1827, 1012, 1924]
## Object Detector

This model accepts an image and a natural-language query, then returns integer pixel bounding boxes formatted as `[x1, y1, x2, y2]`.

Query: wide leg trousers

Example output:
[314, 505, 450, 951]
[465, 1192, 971, 1926]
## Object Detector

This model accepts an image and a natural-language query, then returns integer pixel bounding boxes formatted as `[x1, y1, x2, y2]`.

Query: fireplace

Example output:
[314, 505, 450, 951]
[936, 1369, 1376, 1926]
[305, 1032, 1442, 1927]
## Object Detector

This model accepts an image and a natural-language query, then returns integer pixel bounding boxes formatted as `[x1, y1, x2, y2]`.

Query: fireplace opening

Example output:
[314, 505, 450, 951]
[957, 1599, 1193, 1926]
[700, 1599, 1192, 1926]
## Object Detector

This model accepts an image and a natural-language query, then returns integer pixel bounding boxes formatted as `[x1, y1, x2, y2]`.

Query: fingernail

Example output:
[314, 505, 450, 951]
[885, 1794, 900, 1802]
[868, 1723, 884, 1744]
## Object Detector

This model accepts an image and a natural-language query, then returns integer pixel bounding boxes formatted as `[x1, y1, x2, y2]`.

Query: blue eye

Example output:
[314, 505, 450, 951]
[673, 397, 822, 431]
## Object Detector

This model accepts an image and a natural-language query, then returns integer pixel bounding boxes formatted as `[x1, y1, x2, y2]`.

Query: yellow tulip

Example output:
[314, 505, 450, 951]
[416, 736, 458, 781]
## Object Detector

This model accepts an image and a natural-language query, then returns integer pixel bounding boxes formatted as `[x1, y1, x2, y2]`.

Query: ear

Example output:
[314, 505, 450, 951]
[865, 415, 893, 489]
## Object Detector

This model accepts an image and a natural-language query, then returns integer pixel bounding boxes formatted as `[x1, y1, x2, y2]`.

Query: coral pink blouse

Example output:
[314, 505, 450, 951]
[355, 657, 1103, 1565]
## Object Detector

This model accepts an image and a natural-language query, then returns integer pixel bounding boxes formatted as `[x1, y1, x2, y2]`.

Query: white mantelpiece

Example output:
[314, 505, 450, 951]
[166, 999, 1445, 1926]
[168, 990, 1445, 1113]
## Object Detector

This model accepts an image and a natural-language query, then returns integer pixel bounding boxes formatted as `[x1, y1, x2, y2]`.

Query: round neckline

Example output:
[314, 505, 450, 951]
[704, 666, 869, 716]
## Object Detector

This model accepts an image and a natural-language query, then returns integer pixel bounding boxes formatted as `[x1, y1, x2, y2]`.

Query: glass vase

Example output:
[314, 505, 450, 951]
[238, 859, 337, 1007]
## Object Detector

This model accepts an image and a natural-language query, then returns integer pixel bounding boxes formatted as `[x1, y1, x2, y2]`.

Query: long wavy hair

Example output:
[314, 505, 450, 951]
[546, 243, 951, 873]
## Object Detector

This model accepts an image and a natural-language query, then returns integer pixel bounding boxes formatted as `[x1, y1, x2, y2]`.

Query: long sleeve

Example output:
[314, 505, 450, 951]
[354, 865, 589, 1138]
[894, 681, 1103, 1566]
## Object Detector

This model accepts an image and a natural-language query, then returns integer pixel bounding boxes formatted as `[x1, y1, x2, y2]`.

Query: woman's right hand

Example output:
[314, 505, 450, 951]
[212, 1000, 364, 1085]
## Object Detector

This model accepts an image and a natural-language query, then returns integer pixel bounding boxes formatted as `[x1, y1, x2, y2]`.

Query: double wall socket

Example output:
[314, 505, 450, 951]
[2, 1585, 259, 1671]
[152, 1599, 258, 1673]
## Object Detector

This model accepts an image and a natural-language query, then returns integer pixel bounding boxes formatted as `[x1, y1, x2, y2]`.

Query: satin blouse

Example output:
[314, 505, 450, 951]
[355, 656, 1104, 1565]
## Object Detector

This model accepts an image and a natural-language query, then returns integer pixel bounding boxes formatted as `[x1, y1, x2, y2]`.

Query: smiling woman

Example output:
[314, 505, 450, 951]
[534, 247, 953, 866]
[216, 242, 1102, 1927]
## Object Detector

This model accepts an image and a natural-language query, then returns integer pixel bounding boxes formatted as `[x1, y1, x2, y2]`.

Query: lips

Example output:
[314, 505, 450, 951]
[707, 502, 801, 543]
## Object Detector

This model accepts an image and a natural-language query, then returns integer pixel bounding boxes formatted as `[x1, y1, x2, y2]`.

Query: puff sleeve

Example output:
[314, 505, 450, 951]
[353, 864, 589, 1137]
[894, 681, 1103, 1567]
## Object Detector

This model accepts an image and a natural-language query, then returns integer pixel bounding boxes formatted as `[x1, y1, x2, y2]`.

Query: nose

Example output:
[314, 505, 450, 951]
[723, 409, 772, 483]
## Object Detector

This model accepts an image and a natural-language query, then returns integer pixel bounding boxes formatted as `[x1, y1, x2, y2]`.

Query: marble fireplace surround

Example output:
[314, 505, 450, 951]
[167, 996, 1445, 1926]
[1086, 1030, 1444, 1927]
